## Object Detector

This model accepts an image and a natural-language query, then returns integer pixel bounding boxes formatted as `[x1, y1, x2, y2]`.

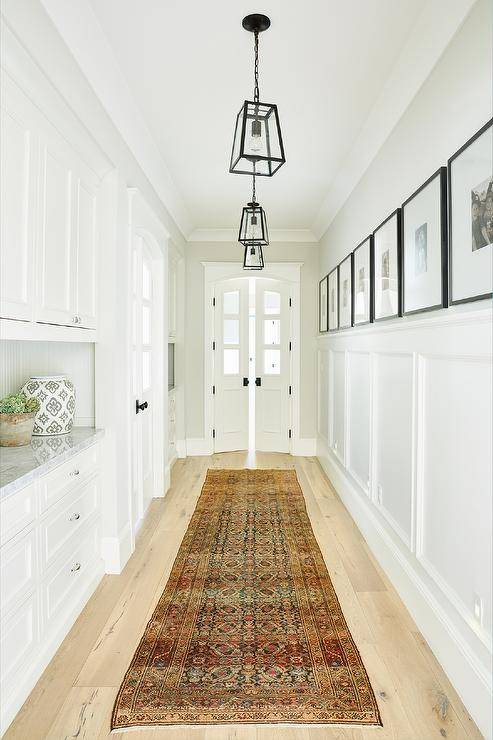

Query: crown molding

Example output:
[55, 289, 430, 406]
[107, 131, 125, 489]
[312, 0, 477, 241]
[38, 0, 194, 240]
[188, 228, 318, 244]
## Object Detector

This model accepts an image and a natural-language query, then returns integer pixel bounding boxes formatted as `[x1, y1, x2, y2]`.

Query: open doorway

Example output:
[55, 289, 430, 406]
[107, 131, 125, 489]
[212, 276, 292, 454]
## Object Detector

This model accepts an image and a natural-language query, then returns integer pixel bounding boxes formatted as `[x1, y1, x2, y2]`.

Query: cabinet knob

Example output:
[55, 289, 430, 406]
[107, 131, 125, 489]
[70, 469, 80, 477]
[71, 562, 81, 572]
[69, 513, 81, 521]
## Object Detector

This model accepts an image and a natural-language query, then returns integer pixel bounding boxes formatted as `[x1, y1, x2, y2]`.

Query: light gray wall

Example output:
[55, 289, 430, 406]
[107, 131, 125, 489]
[185, 242, 319, 441]
[319, 0, 492, 274]
[316, 3, 492, 736]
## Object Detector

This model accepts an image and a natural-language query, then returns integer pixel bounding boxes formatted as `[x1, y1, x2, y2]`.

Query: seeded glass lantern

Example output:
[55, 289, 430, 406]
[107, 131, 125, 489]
[229, 15, 286, 177]
[238, 197, 269, 248]
[243, 244, 265, 270]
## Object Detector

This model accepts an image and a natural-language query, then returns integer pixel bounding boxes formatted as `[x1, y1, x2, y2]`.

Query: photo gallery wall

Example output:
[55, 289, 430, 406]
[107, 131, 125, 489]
[318, 119, 493, 333]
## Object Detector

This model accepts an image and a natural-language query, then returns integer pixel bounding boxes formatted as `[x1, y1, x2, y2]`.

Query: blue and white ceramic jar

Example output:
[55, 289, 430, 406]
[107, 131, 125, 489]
[21, 375, 76, 436]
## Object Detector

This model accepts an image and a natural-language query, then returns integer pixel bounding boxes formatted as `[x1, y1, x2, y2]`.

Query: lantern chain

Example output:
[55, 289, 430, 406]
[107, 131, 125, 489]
[253, 30, 260, 103]
[252, 171, 256, 204]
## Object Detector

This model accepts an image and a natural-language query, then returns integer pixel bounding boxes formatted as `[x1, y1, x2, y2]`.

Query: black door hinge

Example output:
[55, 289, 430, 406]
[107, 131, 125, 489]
[289, 341, 292, 351]
[212, 385, 215, 395]
[212, 297, 216, 307]
[289, 385, 292, 395]
[289, 297, 292, 307]
[212, 341, 216, 350]
[212, 428, 215, 438]
[288, 429, 292, 439]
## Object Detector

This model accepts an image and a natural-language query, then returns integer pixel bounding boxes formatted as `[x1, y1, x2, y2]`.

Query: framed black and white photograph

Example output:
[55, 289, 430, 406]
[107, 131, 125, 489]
[352, 236, 373, 325]
[328, 267, 339, 331]
[338, 254, 353, 329]
[319, 275, 328, 333]
[373, 209, 401, 321]
[448, 119, 493, 304]
[402, 167, 448, 315]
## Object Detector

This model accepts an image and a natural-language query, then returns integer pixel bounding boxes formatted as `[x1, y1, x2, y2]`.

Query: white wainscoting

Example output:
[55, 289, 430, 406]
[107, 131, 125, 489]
[317, 306, 492, 739]
[0, 340, 95, 426]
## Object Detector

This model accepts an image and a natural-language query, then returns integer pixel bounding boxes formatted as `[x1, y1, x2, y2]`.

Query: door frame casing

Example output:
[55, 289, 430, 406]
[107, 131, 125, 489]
[203, 262, 302, 455]
[127, 188, 168, 547]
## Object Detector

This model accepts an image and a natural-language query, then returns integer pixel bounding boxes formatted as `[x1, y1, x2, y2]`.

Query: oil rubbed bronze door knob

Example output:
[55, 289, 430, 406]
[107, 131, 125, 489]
[136, 400, 149, 414]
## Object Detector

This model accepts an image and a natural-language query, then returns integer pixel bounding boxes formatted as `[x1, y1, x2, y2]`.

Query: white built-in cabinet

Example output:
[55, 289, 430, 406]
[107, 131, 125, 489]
[0, 71, 100, 334]
[0, 442, 103, 734]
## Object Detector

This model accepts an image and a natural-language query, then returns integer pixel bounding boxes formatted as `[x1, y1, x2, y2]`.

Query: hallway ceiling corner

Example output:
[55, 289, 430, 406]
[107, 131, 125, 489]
[40, 0, 477, 241]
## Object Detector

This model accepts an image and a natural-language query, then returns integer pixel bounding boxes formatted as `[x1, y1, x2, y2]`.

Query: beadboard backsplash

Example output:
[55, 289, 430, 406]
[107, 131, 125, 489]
[0, 341, 95, 427]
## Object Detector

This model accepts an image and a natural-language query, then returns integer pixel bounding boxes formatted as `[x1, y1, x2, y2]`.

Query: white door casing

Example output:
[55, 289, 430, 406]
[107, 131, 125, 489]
[255, 279, 291, 452]
[213, 278, 249, 452]
[204, 262, 302, 456]
[128, 189, 167, 543]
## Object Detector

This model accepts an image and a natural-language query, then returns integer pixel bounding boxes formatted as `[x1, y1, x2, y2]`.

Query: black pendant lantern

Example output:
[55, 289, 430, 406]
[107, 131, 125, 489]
[229, 14, 286, 177]
[243, 243, 265, 270]
[238, 173, 269, 248]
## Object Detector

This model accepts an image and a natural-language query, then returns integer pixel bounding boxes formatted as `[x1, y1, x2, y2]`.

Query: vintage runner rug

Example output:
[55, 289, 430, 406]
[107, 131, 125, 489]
[112, 469, 381, 729]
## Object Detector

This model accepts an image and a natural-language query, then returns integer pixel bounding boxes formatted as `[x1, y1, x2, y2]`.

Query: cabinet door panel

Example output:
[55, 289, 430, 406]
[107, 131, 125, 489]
[0, 106, 36, 321]
[36, 140, 76, 326]
[75, 179, 98, 328]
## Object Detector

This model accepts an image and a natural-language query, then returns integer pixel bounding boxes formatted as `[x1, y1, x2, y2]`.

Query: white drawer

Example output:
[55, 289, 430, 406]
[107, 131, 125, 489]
[0, 481, 37, 545]
[0, 591, 39, 693]
[0, 527, 37, 617]
[39, 444, 99, 513]
[39, 476, 99, 569]
[41, 519, 100, 627]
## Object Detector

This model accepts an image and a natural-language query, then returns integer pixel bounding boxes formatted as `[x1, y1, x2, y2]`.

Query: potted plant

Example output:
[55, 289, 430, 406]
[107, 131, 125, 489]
[0, 392, 40, 447]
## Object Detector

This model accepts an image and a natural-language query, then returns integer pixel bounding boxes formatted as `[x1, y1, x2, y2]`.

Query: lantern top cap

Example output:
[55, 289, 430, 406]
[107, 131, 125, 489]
[242, 14, 271, 33]
[247, 201, 259, 208]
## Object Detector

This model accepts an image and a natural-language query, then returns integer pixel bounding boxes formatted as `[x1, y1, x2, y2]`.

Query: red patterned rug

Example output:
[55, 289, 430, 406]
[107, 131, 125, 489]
[112, 469, 381, 729]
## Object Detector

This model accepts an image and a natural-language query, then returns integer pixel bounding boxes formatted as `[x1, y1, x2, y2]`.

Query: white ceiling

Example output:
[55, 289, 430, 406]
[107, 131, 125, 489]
[86, 0, 429, 233]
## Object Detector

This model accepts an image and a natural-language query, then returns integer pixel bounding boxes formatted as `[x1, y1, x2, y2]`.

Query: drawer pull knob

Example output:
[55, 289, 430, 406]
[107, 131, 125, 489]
[70, 469, 80, 477]
[69, 513, 81, 521]
[71, 562, 81, 572]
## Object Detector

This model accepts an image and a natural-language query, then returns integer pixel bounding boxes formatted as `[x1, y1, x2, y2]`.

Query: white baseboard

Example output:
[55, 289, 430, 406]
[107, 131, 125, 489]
[101, 521, 132, 574]
[317, 438, 492, 740]
[176, 439, 186, 458]
[292, 437, 317, 456]
[186, 437, 214, 456]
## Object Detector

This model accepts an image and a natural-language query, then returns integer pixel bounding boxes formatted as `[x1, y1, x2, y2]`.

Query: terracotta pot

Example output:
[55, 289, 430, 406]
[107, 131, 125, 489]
[0, 412, 36, 447]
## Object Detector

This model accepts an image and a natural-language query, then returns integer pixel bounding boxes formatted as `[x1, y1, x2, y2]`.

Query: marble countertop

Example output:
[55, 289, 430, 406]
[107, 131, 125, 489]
[0, 427, 104, 499]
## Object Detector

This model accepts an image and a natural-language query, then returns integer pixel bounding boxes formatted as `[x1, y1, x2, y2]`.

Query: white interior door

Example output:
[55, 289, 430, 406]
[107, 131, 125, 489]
[131, 236, 155, 529]
[213, 279, 249, 452]
[255, 279, 291, 452]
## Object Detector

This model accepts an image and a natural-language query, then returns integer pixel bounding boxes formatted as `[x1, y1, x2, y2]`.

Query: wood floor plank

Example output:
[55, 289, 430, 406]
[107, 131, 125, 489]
[3, 452, 482, 740]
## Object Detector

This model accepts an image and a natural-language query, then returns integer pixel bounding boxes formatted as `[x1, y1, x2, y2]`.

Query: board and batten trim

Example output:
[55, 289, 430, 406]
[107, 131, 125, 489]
[317, 439, 492, 739]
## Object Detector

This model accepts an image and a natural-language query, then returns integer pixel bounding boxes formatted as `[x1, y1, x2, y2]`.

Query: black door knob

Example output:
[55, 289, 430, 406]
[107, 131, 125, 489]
[255, 377, 261, 387]
[243, 377, 249, 386]
[136, 400, 149, 414]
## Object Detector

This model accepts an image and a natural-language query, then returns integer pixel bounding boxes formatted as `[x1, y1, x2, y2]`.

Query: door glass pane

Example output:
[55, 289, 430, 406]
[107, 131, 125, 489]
[264, 290, 281, 315]
[224, 348, 239, 375]
[223, 318, 239, 345]
[223, 290, 239, 315]
[143, 350, 151, 389]
[142, 260, 151, 300]
[264, 349, 281, 374]
[142, 304, 151, 344]
[264, 319, 280, 345]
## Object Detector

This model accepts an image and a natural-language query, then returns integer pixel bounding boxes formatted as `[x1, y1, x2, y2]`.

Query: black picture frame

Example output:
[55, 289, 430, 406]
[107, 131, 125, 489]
[372, 208, 402, 322]
[352, 235, 374, 326]
[328, 266, 339, 332]
[401, 167, 448, 316]
[338, 253, 353, 329]
[448, 118, 493, 305]
[318, 275, 328, 333]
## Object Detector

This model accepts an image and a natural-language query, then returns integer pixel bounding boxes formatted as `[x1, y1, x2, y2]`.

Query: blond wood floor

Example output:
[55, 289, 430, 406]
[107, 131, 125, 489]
[5, 453, 483, 739]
